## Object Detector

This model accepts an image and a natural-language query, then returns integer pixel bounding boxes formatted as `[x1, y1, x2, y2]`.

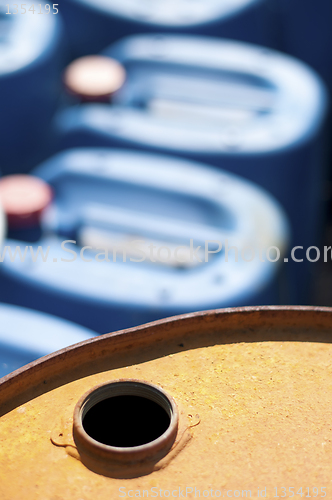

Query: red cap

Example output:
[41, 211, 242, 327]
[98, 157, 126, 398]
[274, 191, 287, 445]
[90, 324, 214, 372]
[63, 55, 126, 102]
[0, 175, 53, 228]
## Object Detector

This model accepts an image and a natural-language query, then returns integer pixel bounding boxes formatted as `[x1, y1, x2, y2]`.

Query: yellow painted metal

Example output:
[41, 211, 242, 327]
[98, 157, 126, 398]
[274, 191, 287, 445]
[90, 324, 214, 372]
[1, 307, 332, 499]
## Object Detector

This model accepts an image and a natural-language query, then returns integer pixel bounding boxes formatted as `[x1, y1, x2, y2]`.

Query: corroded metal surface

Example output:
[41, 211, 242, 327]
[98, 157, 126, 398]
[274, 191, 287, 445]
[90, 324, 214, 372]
[1, 306, 332, 498]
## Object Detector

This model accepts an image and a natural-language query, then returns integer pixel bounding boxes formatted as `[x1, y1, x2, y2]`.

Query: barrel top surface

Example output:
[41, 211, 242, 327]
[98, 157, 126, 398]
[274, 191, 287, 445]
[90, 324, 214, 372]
[1, 306, 332, 497]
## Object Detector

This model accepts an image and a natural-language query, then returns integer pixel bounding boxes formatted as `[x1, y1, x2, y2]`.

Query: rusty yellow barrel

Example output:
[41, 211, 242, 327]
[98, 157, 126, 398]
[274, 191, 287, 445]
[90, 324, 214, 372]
[1, 306, 332, 499]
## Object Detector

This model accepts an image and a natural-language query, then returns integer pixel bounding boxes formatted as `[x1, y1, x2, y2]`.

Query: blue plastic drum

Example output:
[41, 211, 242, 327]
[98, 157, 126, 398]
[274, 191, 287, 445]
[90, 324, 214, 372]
[58, 0, 272, 57]
[55, 35, 328, 303]
[0, 0, 64, 174]
[0, 303, 96, 378]
[0, 149, 289, 333]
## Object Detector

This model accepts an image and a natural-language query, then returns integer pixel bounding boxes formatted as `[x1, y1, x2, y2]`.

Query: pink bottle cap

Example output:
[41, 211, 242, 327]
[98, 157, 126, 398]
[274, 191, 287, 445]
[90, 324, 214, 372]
[0, 175, 53, 228]
[63, 55, 126, 102]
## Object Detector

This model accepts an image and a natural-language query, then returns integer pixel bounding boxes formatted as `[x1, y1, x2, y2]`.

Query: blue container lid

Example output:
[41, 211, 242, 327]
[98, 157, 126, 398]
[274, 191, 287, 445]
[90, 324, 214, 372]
[0, 303, 96, 378]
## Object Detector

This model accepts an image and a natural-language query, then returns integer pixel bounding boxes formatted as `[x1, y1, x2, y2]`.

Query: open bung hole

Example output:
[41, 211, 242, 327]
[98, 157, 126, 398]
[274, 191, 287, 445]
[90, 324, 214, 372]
[73, 381, 179, 476]
[83, 394, 171, 447]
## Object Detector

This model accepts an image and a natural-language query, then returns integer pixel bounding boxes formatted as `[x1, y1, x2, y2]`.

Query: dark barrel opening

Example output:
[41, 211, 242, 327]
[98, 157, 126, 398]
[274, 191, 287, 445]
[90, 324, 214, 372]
[82, 394, 171, 447]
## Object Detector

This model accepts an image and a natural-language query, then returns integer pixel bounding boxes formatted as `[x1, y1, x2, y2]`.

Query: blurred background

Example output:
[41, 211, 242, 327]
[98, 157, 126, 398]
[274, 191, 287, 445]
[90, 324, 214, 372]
[0, 0, 332, 375]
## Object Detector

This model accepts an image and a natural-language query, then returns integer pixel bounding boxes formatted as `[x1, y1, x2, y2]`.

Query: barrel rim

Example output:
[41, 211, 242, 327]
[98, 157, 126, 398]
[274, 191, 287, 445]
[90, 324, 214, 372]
[1, 305, 332, 417]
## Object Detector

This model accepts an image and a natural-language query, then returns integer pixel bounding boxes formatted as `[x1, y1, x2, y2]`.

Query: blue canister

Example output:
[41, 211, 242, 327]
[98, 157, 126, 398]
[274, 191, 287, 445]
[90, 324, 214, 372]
[55, 35, 329, 303]
[0, 0, 65, 174]
[0, 149, 289, 333]
[57, 0, 273, 58]
[0, 182, 96, 378]
[0, 303, 96, 378]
